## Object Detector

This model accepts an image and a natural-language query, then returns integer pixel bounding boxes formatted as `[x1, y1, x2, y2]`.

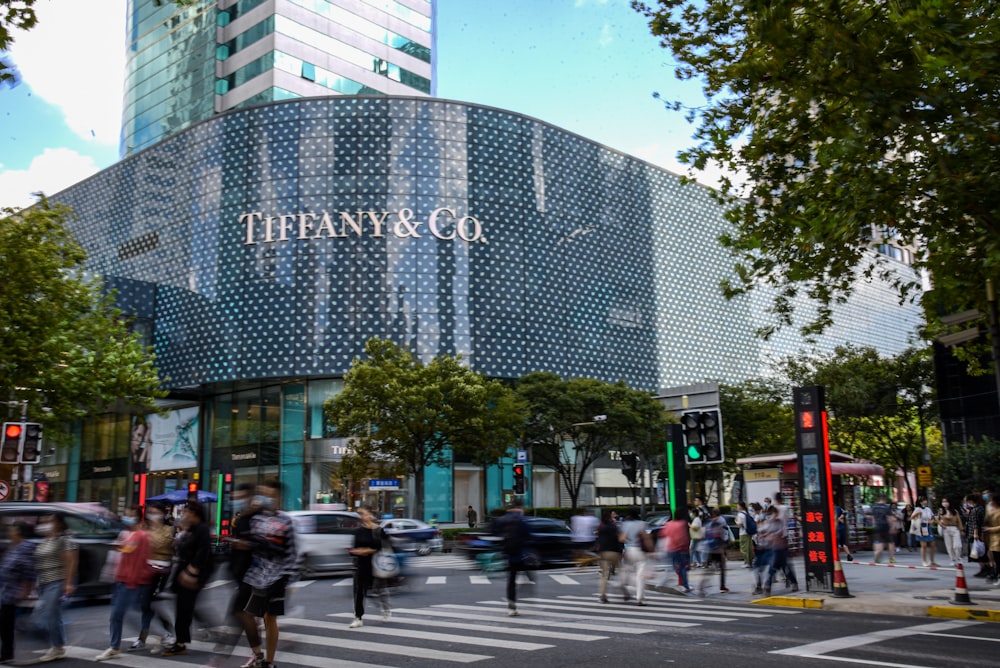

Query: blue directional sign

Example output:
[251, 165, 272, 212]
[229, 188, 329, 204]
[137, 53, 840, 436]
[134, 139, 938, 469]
[516, 450, 528, 463]
[369, 479, 399, 490]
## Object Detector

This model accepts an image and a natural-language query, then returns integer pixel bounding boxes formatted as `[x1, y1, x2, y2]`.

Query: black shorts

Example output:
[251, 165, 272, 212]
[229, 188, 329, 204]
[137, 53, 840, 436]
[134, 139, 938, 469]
[232, 581, 254, 614]
[243, 579, 287, 617]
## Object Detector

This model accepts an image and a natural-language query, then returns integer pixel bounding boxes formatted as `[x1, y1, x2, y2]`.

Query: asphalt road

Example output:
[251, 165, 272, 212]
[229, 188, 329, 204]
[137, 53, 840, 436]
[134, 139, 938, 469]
[12, 554, 1000, 667]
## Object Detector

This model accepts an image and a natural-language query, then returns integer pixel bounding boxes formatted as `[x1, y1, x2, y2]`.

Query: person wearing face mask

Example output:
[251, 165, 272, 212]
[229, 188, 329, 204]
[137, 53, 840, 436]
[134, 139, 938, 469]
[964, 494, 989, 577]
[0, 522, 36, 664]
[236, 480, 298, 668]
[910, 497, 939, 567]
[936, 498, 964, 567]
[133, 504, 175, 651]
[33, 514, 78, 663]
[95, 509, 153, 661]
[160, 502, 214, 657]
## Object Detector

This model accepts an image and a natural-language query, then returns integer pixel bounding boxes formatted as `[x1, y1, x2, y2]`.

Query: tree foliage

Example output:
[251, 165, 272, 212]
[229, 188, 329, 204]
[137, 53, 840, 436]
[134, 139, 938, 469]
[935, 437, 1000, 505]
[324, 338, 527, 519]
[780, 344, 938, 499]
[516, 372, 670, 510]
[633, 0, 1000, 339]
[719, 378, 796, 467]
[0, 0, 36, 86]
[0, 201, 164, 433]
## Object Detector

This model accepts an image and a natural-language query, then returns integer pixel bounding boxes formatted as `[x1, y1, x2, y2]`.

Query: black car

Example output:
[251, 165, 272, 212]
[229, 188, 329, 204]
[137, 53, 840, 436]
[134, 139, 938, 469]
[456, 516, 576, 568]
[0, 502, 125, 598]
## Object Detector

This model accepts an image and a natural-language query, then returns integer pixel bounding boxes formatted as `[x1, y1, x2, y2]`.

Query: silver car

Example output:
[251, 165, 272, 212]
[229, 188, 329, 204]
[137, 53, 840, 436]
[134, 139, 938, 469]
[286, 510, 361, 577]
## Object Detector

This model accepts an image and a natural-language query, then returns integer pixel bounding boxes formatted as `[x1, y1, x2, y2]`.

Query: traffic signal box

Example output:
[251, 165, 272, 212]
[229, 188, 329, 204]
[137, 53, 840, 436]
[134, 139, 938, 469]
[681, 410, 724, 464]
[620, 453, 638, 484]
[0, 422, 43, 464]
[512, 464, 525, 494]
[1, 423, 23, 463]
[187, 481, 199, 502]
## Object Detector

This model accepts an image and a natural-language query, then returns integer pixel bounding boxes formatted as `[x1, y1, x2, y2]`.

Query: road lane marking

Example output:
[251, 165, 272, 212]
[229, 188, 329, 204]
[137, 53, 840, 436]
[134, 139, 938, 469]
[358, 606, 656, 633]
[771, 619, 979, 666]
[552, 594, 802, 617]
[434, 603, 701, 628]
[548, 574, 580, 585]
[426, 576, 446, 584]
[469, 575, 491, 584]
[284, 617, 553, 650]
[476, 599, 737, 624]
[279, 630, 491, 663]
[325, 611, 607, 641]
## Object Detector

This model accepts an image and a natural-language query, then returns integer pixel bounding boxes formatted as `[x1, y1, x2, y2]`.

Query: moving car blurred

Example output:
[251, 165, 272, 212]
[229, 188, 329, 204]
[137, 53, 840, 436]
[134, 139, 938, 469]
[0, 502, 124, 598]
[379, 518, 442, 555]
[286, 509, 361, 576]
[455, 516, 576, 568]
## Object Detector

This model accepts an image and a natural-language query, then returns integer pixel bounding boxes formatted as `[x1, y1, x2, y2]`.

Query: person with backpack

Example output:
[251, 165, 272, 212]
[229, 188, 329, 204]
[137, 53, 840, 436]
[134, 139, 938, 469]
[494, 502, 533, 616]
[698, 508, 730, 594]
[735, 502, 756, 568]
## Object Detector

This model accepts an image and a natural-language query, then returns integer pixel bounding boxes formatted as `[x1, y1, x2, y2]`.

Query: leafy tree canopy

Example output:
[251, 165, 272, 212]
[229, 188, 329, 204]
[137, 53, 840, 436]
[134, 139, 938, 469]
[633, 0, 1000, 339]
[324, 337, 527, 519]
[719, 377, 796, 467]
[0, 201, 164, 434]
[517, 372, 670, 509]
[0, 0, 36, 85]
[779, 344, 938, 499]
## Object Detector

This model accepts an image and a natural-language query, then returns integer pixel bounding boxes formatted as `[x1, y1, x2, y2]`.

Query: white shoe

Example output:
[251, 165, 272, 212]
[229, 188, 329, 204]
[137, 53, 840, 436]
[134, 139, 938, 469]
[382, 609, 391, 622]
[349, 617, 363, 628]
[507, 608, 519, 617]
[39, 647, 67, 663]
[96, 648, 121, 661]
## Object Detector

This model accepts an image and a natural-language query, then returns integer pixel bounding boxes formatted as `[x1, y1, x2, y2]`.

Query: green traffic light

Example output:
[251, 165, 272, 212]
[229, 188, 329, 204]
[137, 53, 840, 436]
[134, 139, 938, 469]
[688, 445, 702, 460]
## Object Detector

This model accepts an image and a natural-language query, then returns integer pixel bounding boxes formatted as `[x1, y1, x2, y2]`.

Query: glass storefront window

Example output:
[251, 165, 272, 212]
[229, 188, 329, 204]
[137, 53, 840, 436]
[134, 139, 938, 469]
[307, 379, 343, 439]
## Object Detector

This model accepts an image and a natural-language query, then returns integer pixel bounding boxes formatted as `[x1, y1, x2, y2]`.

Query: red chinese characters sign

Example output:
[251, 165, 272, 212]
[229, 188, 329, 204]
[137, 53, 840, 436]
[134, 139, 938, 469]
[795, 386, 836, 593]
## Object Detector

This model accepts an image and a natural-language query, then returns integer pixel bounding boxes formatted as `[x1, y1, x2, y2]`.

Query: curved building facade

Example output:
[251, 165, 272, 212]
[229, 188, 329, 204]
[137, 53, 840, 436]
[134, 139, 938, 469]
[50, 96, 922, 517]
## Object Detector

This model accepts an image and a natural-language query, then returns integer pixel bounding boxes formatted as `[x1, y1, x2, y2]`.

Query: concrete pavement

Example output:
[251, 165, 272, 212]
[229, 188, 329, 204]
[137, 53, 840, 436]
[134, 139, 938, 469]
[650, 546, 1000, 621]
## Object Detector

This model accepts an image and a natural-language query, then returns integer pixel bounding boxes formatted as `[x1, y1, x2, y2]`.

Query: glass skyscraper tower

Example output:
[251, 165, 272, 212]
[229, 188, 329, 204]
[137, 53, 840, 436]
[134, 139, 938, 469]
[121, 0, 434, 155]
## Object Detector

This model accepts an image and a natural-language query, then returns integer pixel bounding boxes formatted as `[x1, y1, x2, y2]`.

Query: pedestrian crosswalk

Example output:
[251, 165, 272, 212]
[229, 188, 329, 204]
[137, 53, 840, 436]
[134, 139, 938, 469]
[51, 593, 802, 667]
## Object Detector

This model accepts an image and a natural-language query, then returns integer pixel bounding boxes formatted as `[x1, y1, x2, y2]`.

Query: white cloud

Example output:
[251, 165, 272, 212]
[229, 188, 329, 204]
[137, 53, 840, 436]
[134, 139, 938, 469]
[598, 23, 613, 47]
[10, 0, 125, 147]
[0, 148, 100, 210]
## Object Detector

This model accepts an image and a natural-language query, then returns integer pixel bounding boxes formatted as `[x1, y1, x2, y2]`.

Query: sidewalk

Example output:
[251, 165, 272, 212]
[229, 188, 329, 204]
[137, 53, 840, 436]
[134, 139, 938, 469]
[649, 547, 1000, 622]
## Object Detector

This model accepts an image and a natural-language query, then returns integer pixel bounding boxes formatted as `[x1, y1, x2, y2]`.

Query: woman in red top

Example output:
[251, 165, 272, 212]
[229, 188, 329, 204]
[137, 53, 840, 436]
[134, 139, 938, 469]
[95, 510, 154, 661]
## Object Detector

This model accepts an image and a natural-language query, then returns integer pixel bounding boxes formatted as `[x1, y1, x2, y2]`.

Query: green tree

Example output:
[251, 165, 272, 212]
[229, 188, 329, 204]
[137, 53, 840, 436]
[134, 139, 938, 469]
[0, 0, 36, 85]
[780, 344, 938, 500]
[935, 437, 1000, 505]
[0, 201, 164, 433]
[633, 0, 1000, 339]
[517, 372, 669, 510]
[719, 378, 796, 466]
[324, 337, 527, 519]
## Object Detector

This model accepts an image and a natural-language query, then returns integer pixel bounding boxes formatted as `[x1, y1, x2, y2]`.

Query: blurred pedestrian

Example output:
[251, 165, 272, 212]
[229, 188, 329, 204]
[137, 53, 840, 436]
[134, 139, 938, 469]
[966, 494, 988, 577]
[494, 502, 533, 616]
[658, 515, 691, 593]
[937, 497, 964, 567]
[34, 514, 78, 663]
[236, 479, 299, 668]
[620, 507, 649, 606]
[96, 509, 153, 661]
[871, 495, 896, 564]
[735, 502, 754, 567]
[348, 506, 391, 627]
[834, 504, 853, 562]
[698, 509, 729, 594]
[467, 506, 478, 529]
[0, 522, 35, 663]
[983, 494, 1000, 583]
[596, 510, 627, 603]
[161, 501, 214, 656]
[227, 483, 260, 653]
[136, 504, 175, 651]
[903, 502, 917, 552]
[772, 492, 799, 586]
[688, 508, 705, 568]
[760, 505, 798, 595]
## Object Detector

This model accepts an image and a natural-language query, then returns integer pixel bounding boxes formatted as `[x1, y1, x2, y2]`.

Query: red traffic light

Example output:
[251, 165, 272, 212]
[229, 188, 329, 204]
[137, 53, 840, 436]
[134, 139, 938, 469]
[188, 482, 198, 493]
[4, 424, 22, 439]
[513, 464, 524, 476]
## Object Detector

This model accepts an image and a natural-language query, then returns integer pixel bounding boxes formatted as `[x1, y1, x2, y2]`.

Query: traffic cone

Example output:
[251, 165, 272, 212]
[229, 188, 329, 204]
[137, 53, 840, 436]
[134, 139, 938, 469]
[950, 562, 975, 605]
[830, 556, 854, 598]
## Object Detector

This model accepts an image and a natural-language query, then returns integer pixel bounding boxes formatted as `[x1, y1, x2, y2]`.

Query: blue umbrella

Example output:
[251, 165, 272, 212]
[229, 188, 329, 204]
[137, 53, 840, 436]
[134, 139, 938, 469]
[147, 488, 218, 503]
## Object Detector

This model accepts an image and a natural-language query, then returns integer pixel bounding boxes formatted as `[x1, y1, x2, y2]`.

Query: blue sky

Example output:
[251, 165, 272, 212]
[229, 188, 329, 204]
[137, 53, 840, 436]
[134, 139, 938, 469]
[0, 0, 710, 210]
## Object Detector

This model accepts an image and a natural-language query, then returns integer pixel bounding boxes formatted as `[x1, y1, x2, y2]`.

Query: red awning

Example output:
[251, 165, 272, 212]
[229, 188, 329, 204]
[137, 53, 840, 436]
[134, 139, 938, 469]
[780, 461, 884, 477]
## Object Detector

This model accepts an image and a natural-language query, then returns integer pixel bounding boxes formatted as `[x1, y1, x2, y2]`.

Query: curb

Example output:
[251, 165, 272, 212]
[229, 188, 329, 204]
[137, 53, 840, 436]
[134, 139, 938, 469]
[751, 595, 823, 609]
[927, 605, 1000, 622]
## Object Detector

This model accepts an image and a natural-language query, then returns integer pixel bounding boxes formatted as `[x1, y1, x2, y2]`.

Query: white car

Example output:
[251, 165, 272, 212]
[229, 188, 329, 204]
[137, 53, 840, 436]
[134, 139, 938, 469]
[287, 510, 360, 576]
[380, 518, 443, 556]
